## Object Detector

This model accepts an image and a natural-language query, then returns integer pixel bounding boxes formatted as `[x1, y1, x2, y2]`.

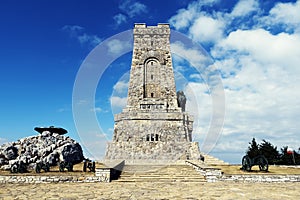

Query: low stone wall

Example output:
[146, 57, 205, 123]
[2, 163, 300, 183]
[0, 161, 124, 184]
[2, 174, 300, 183]
[98, 160, 125, 181]
[185, 161, 300, 183]
[221, 174, 300, 182]
[185, 160, 222, 182]
[95, 168, 111, 182]
[0, 167, 115, 183]
[0, 175, 108, 184]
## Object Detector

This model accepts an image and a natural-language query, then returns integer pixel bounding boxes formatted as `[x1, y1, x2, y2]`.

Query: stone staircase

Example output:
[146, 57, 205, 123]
[202, 154, 229, 166]
[114, 164, 206, 182]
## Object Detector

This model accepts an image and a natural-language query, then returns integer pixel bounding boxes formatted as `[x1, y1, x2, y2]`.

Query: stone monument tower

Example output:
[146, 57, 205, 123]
[105, 23, 201, 162]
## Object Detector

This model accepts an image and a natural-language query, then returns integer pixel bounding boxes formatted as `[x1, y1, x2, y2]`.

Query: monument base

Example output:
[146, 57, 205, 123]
[105, 141, 201, 162]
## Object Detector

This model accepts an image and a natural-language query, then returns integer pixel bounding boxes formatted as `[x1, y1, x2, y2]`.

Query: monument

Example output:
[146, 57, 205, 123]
[105, 23, 201, 162]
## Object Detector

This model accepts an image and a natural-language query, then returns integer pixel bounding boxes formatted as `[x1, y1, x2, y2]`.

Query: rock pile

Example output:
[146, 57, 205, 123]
[0, 127, 84, 171]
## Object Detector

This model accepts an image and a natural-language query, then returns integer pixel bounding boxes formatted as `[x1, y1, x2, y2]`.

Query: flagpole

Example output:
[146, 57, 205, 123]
[287, 147, 296, 165]
[292, 152, 296, 165]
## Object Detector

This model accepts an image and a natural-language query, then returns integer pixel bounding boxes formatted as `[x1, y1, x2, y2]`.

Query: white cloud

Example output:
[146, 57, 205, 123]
[266, 0, 300, 32]
[218, 29, 300, 71]
[230, 0, 259, 17]
[80, 131, 109, 160]
[169, 0, 226, 44]
[0, 137, 8, 145]
[189, 74, 202, 80]
[113, 80, 129, 95]
[171, 41, 210, 68]
[169, 0, 220, 30]
[90, 107, 102, 113]
[110, 96, 127, 110]
[78, 33, 101, 47]
[210, 29, 300, 161]
[113, 0, 147, 26]
[189, 15, 225, 43]
[62, 25, 101, 47]
[169, 5, 198, 30]
[119, 0, 147, 18]
[173, 64, 186, 74]
[113, 13, 127, 26]
[184, 82, 212, 142]
[110, 73, 130, 115]
[57, 107, 70, 112]
[76, 99, 89, 105]
[57, 108, 65, 112]
[62, 25, 84, 35]
[201, 0, 220, 6]
[169, 0, 300, 163]
[107, 39, 131, 55]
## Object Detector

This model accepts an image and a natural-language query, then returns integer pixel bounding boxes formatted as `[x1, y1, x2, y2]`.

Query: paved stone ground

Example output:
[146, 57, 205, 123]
[1, 182, 300, 199]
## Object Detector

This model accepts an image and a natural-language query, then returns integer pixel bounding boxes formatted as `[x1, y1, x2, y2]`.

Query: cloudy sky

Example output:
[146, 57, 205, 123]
[1, 0, 299, 163]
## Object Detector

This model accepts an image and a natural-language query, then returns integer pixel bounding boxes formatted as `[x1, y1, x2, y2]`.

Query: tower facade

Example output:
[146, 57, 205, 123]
[105, 24, 200, 161]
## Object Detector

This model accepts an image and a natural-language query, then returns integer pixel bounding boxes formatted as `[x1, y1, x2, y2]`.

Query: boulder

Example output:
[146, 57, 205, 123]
[61, 143, 84, 164]
[3, 146, 18, 160]
[0, 127, 84, 171]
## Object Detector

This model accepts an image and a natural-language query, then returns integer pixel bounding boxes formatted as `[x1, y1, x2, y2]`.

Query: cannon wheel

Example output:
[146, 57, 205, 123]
[35, 163, 41, 173]
[44, 164, 50, 172]
[59, 162, 65, 172]
[242, 156, 252, 171]
[66, 162, 73, 172]
[257, 155, 268, 171]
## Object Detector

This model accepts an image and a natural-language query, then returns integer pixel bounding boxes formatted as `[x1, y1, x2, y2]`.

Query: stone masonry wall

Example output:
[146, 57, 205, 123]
[0, 175, 109, 183]
[106, 141, 196, 160]
[127, 23, 177, 110]
[105, 23, 200, 162]
[113, 119, 189, 143]
[220, 174, 300, 182]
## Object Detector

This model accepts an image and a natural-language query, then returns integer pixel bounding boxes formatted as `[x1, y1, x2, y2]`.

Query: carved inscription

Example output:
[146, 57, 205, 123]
[140, 104, 165, 110]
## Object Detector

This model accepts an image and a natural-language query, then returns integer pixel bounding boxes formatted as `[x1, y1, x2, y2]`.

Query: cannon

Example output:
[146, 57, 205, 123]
[10, 161, 28, 173]
[241, 155, 268, 172]
[83, 159, 95, 172]
[59, 161, 73, 172]
[35, 161, 50, 173]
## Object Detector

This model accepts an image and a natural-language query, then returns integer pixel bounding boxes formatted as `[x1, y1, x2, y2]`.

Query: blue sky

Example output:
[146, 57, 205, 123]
[1, 0, 300, 164]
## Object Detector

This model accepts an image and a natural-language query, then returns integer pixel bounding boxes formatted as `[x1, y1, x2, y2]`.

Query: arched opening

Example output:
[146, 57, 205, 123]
[143, 58, 161, 98]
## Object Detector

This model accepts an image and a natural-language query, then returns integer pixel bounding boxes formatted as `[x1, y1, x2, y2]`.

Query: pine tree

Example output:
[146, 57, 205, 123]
[278, 146, 300, 165]
[245, 139, 299, 165]
[278, 146, 293, 165]
[246, 138, 260, 158]
[259, 140, 280, 164]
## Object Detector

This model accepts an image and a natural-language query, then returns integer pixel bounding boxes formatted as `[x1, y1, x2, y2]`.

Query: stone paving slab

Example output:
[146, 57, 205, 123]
[1, 182, 300, 199]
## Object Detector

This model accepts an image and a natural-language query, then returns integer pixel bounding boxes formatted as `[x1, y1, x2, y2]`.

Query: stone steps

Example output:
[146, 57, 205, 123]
[114, 164, 206, 182]
[122, 164, 165, 173]
[202, 154, 229, 166]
